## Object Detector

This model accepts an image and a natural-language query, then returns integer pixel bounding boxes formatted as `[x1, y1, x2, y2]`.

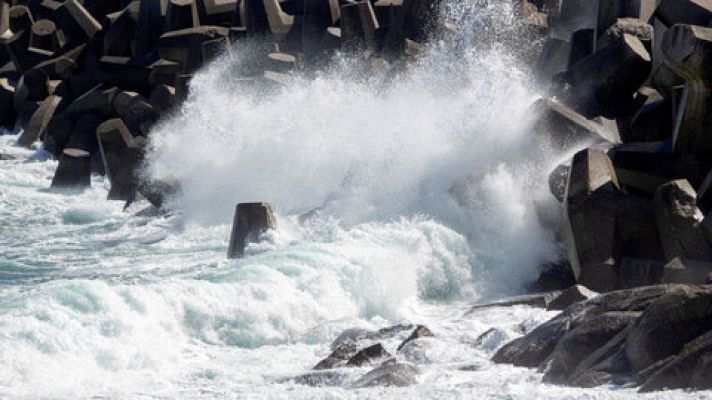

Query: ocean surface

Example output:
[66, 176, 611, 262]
[0, 1, 709, 399]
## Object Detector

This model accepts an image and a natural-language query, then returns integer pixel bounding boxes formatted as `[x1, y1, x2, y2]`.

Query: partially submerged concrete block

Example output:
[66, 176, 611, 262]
[227, 202, 277, 259]
[16, 94, 60, 147]
[653, 180, 712, 261]
[96, 118, 146, 201]
[50, 147, 91, 189]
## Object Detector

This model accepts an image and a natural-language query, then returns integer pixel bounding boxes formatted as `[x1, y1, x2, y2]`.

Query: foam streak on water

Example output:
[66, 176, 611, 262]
[0, 2, 703, 399]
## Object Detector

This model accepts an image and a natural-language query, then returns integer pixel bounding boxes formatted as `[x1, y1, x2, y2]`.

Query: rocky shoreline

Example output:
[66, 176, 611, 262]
[1, 0, 711, 395]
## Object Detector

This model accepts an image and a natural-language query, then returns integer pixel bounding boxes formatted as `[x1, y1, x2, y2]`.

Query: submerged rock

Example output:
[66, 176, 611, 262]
[346, 343, 391, 367]
[352, 362, 420, 388]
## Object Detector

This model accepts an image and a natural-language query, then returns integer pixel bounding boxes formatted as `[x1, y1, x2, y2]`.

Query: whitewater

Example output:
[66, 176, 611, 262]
[0, 1, 707, 399]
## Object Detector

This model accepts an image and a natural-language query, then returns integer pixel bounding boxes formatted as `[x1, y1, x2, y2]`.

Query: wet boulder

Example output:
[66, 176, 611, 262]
[653, 180, 712, 261]
[346, 343, 391, 367]
[543, 311, 639, 383]
[639, 329, 712, 392]
[352, 362, 420, 388]
[493, 284, 687, 368]
[227, 202, 277, 259]
[626, 285, 712, 372]
[547, 284, 599, 311]
[397, 325, 434, 352]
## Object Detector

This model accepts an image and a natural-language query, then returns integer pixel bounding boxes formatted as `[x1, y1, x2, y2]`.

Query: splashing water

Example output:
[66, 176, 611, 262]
[2, 2, 686, 399]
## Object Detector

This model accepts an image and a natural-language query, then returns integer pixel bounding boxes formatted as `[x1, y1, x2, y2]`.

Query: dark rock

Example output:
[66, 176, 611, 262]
[16, 94, 60, 147]
[493, 284, 687, 368]
[291, 370, 348, 387]
[227, 202, 277, 259]
[543, 311, 638, 383]
[352, 363, 420, 388]
[50, 147, 90, 189]
[567, 325, 634, 387]
[330, 324, 414, 351]
[397, 325, 433, 352]
[639, 329, 712, 392]
[346, 343, 391, 367]
[626, 285, 712, 371]
[96, 118, 146, 201]
[313, 343, 357, 370]
[653, 180, 712, 261]
[547, 285, 599, 311]
[468, 292, 562, 313]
